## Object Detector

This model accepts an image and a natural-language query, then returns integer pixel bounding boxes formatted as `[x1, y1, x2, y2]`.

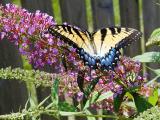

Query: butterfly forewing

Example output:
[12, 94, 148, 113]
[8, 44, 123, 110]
[92, 27, 140, 57]
[49, 25, 95, 56]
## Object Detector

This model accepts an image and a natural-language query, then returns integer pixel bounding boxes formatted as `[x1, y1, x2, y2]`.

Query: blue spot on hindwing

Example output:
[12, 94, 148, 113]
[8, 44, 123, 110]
[88, 57, 92, 66]
[100, 58, 105, 66]
[80, 49, 84, 55]
[91, 58, 96, 66]
[78, 47, 119, 70]
[110, 48, 116, 56]
[84, 54, 88, 61]
[104, 57, 111, 67]
[108, 54, 114, 62]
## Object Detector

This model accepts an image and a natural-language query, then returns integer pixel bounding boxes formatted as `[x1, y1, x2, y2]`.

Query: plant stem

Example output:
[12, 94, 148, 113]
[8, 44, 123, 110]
[0, 109, 120, 120]
[59, 111, 118, 119]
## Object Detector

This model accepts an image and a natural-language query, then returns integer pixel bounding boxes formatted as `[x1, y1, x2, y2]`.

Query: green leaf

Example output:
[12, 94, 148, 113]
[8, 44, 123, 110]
[96, 91, 113, 102]
[58, 101, 76, 112]
[114, 92, 126, 112]
[146, 28, 160, 47]
[148, 88, 158, 106]
[132, 92, 153, 113]
[153, 69, 160, 75]
[51, 78, 59, 107]
[84, 77, 100, 97]
[83, 76, 101, 106]
[83, 91, 113, 110]
[83, 91, 101, 110]
[84, 110, 96, 120]
[133, 52, 160, 63]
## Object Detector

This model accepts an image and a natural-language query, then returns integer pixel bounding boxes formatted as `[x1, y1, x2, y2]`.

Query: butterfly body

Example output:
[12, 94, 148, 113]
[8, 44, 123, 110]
[48, 24, 142, 70]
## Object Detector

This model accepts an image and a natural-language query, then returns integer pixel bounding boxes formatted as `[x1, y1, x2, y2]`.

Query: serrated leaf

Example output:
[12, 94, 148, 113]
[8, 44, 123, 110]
[148, 88, 158, 106]
[132, 92, 153, 113]
[51, 78, 59, 107]
[146, 28, 160, 47]
[133, 52, 160, 63]
[114, 92, 126, 112]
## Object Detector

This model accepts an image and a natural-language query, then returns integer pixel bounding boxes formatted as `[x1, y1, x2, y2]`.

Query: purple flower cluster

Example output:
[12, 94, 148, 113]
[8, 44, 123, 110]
[0, 4, 63, 68]
[95, 57, 146, 98]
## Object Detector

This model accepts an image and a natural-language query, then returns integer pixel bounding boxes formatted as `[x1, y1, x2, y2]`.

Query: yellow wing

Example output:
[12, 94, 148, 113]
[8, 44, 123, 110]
[92, 27, 142, 57]
[48, 25, 95, 56]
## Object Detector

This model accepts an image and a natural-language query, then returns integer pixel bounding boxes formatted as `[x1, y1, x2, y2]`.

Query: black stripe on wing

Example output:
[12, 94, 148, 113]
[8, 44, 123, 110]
[115, 28, 142, 50]
[48, 25, 80, 48]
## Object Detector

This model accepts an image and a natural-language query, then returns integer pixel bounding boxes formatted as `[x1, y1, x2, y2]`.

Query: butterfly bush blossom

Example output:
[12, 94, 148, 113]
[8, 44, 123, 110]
[0, 4, 148, 112]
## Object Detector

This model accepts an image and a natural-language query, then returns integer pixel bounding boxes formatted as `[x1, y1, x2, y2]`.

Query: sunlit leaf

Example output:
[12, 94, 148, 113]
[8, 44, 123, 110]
[153, 69, 160, 75]
[146, 28, 160, 47]
[125, 92, 134, 99]
[133, 52, 160, 63]
[148, 88, 158, 106]
[96, 91, 113, 102]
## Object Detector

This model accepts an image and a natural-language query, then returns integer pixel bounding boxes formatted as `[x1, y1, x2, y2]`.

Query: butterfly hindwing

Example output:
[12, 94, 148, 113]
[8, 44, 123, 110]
[92, 27, 142, 69]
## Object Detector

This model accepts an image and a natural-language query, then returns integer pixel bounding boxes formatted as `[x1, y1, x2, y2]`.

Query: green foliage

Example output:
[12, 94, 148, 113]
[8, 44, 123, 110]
[96, 91, 113, 102]
[133, 52, 160, 63]
[83, 91, 113, 110]
[0, 95, 58, 120]
[132, 92, 153, 113]
[58, 102, 76, 112]
[0, 67, 53, 87]
[133, 27, 160, 74]
[52, 0, 62, 24]
[148, 88, 158, 106]
[83, 76, 101, 107]
[84, 77, 100, 97]
[22, 56, 32, 70]
[83, 91, 101, 110]
[114, 92, 126, 112]
[134, 106, 160, 120]
[12, 0, 21, 6]
[146, 28, 160, 47]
